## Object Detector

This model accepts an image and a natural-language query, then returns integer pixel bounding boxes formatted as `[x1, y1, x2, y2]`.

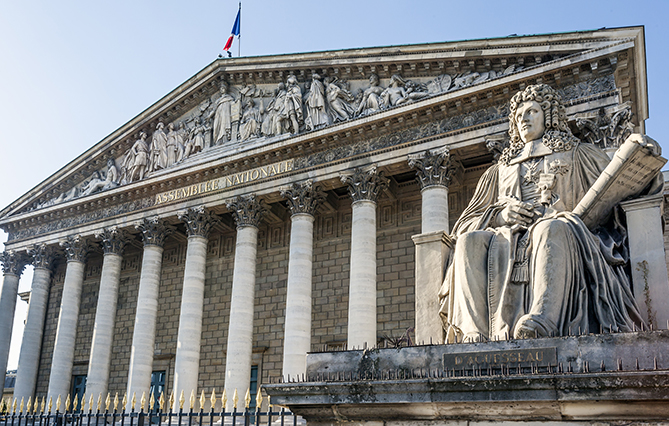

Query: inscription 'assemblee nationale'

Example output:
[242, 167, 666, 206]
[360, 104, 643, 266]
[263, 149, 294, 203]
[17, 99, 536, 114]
[154, 159, 294, 206]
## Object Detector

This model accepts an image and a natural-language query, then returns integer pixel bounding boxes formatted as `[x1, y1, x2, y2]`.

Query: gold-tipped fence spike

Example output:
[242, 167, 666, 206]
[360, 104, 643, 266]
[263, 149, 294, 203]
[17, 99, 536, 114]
[255, 388, 263, 410]
[65, 394, 70, 412]
[26, 396, 32, 414]
[12, 398, 17, 414]
[168, 393, 175, 411]
[159, 392, 165, 411]
[48, 396, 53, 413]
[199, 390, 205, 411]
[244, 388, 251, 409]
[233, 389, 239, 410]
[20, 397, 24, 414]
[140, 392, 146, 412]
[56, 395, 61, 412]
[209, 389, 216, 410]
[149, 392, 155, 412]
[88, 394, 94, 413]
[105, 393, 111, 411]
[122, 393, 127, 411]
[80, 393, 86, 413]
[221, 389, 227, 412]
[40, 396, 45, 414]
[35, 397, 40, 414]
[179, 390, 185, 410]
[267, 395, 272, 409]
[114, 393, 119, 412]
[131, 392, 136, 411]
[189, 390, 195, 411]
[73, 394, 79, 412]
[96, 393, 102, 412]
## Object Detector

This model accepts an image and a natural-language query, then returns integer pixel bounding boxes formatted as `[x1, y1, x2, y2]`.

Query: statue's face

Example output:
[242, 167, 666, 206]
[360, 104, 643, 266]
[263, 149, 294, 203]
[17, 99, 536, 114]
[515, 100, 545, 143]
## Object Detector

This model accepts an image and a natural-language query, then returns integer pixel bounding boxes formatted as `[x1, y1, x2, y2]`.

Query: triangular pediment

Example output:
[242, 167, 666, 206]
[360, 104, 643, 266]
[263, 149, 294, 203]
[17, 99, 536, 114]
[0, 27, 648, 245]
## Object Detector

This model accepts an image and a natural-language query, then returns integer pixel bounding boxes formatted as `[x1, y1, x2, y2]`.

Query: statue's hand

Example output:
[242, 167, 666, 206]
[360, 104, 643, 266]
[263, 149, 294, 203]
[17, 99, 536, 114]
[498, 200, 535, 226]
[627, 133, 661, 156]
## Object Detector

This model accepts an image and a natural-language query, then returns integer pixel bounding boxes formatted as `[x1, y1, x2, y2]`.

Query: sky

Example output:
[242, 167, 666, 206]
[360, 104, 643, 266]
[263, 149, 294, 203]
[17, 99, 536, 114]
[1, 0, 668, 371]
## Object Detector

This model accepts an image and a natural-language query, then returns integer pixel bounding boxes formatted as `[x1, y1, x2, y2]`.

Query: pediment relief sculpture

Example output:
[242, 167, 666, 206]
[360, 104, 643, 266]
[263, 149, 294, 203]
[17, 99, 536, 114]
[439, 83, 665, 343]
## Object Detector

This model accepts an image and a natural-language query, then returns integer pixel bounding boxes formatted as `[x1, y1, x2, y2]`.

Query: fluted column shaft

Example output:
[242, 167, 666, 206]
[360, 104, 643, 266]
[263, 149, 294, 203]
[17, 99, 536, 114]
[281, 181, 323, 379]
[0, 251, 27, 397]
[172, 207, 217, 409]
[341, 167, 388, 349]
[224, 195, 266, 409]
[48, 236, 90, 400]
[127, 218, 172, 399]
[421, 186, 450, 234]
[14, 245, 55, 401]
[86, 228, 127, 400]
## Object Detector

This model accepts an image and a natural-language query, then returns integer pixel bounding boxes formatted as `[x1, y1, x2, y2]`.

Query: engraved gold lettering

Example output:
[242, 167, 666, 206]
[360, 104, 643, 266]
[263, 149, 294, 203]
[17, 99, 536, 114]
[251, 169, 260, 180]
[260, 167, 269, 178]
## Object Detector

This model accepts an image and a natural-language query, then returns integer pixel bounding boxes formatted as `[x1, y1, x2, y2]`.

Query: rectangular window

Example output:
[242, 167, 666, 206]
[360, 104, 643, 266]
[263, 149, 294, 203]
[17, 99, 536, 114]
[71, 375, 87, 411]
[249, 365, 258, 411]
[150, 371, 166, 410]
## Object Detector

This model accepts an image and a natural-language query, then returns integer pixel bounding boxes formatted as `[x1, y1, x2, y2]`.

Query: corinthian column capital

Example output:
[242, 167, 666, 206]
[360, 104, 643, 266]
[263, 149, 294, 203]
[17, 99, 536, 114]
[95, 227, 129, 255]
[178, 206, 219, 238]
[340, 165, 389, 202]
[27, 244, 57, 270]
[135, 217, 174, 248]
[60, 235, 91, 263]
[0, 250, 28, 276]
[408, 146, 459, 189]
[280, 180, 325, 216]
[226, 195, 267, 228]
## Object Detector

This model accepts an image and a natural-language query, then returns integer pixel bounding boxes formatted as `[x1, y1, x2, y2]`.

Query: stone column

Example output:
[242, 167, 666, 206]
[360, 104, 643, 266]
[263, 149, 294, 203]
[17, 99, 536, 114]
[620, 193, 669, 328]
[0, 251, 28, 397]
[341, 166, 388, 349]
[408, 147, 459, 343]
[280, 181, 324, 379]
[223, 195, 266, 409]
[172, 207, 217, 409]
[408, 147, 458, 234]
[47, 235, 90, 400]
[13, 244, 56, 401]
[127, 217, 172, 399]
[86, 228, 128, 400]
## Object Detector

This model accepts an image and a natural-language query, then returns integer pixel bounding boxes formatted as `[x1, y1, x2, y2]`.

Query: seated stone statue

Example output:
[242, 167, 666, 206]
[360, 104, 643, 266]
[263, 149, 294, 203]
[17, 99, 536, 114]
[439, 84, 662, 342]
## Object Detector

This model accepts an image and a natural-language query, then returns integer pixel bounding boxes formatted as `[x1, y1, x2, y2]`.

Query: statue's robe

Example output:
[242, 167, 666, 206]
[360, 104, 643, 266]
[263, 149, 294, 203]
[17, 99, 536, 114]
[439, 139, 647, 341]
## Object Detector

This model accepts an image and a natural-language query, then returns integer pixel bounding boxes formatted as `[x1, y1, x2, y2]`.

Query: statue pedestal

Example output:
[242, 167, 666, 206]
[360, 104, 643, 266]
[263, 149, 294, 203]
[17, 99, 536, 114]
[265, 332, 669, 424]
[620, 193, 669, 327]
[412, 231, 453, 345]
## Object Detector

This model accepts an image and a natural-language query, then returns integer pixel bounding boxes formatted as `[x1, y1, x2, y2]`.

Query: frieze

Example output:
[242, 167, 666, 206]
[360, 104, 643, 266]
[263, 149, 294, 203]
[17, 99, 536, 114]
[6, 75, 617, 243]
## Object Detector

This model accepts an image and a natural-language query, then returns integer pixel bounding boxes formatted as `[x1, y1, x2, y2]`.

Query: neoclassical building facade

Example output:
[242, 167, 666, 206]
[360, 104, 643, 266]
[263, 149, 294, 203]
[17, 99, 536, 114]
[0, 27, 663, 408]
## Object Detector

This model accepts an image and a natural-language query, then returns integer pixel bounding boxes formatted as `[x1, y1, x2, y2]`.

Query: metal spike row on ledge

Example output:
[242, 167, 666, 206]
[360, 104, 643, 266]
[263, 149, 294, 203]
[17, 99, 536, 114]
[314, 322, 669, 353]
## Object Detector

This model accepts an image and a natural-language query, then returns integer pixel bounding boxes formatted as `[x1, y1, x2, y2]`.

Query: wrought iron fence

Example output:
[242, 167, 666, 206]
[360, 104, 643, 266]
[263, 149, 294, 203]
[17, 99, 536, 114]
[0, 389, 301, 426]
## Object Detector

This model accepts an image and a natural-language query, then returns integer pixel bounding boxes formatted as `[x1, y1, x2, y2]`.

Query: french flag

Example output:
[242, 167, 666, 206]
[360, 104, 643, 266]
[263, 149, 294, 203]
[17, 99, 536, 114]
[224, 8, 241, 53]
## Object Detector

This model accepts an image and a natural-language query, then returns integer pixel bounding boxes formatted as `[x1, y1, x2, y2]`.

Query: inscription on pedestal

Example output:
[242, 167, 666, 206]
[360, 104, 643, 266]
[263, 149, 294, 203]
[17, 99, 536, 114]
[443, 347, 557, 369]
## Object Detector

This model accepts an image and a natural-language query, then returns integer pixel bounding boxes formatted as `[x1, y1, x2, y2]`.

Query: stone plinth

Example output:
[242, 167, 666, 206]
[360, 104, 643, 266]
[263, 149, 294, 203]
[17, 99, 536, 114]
[264, 331, 669, 424]
[412, 231, 452, 344]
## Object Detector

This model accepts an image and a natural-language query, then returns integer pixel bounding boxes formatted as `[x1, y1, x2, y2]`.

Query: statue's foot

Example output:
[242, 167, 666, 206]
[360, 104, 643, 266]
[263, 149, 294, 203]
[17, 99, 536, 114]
[513, 315, 552, 339]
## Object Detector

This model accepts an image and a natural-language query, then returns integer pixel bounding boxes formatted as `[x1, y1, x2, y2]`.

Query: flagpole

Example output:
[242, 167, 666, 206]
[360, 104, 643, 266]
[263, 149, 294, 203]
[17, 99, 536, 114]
[237, 2, 241, 57]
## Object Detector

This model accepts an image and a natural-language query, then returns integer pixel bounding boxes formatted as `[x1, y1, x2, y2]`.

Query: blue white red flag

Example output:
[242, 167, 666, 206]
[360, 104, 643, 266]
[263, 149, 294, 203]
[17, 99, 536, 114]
[224, 8, 241, 52]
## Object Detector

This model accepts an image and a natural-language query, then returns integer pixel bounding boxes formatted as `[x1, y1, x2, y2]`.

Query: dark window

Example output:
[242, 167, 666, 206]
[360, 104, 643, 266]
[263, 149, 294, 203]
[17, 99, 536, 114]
[71, 375, 87, 411]
[249, 365, 258, 411]
[150, 371, 166, 410]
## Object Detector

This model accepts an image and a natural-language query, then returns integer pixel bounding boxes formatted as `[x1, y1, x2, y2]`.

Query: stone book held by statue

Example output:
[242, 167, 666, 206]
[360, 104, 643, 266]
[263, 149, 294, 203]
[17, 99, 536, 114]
[573, 135, 667, 229]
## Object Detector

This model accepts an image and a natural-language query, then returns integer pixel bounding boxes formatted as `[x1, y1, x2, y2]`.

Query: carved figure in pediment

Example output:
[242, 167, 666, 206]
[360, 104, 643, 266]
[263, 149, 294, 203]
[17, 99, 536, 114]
[325, 77, 355, 122]
[184, 117, 205, 158]
[262, 82, 288, 137]
[165, 123, 183, 167]
[150, 122, 168, 172]
[427, 74, 453, 94]
[305, 73, 330, 131]
[381, 74, 410, 107]
[240, 98, 263, 141]
[81, 159, 119, 197]
[452, 71, 481, 90]
[284, 75, 303, 134]
[439, 84, 663, 343]
[355, 73, 384, 116]
[209, 82, 235, 145]
[128, 131, 149, 182]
